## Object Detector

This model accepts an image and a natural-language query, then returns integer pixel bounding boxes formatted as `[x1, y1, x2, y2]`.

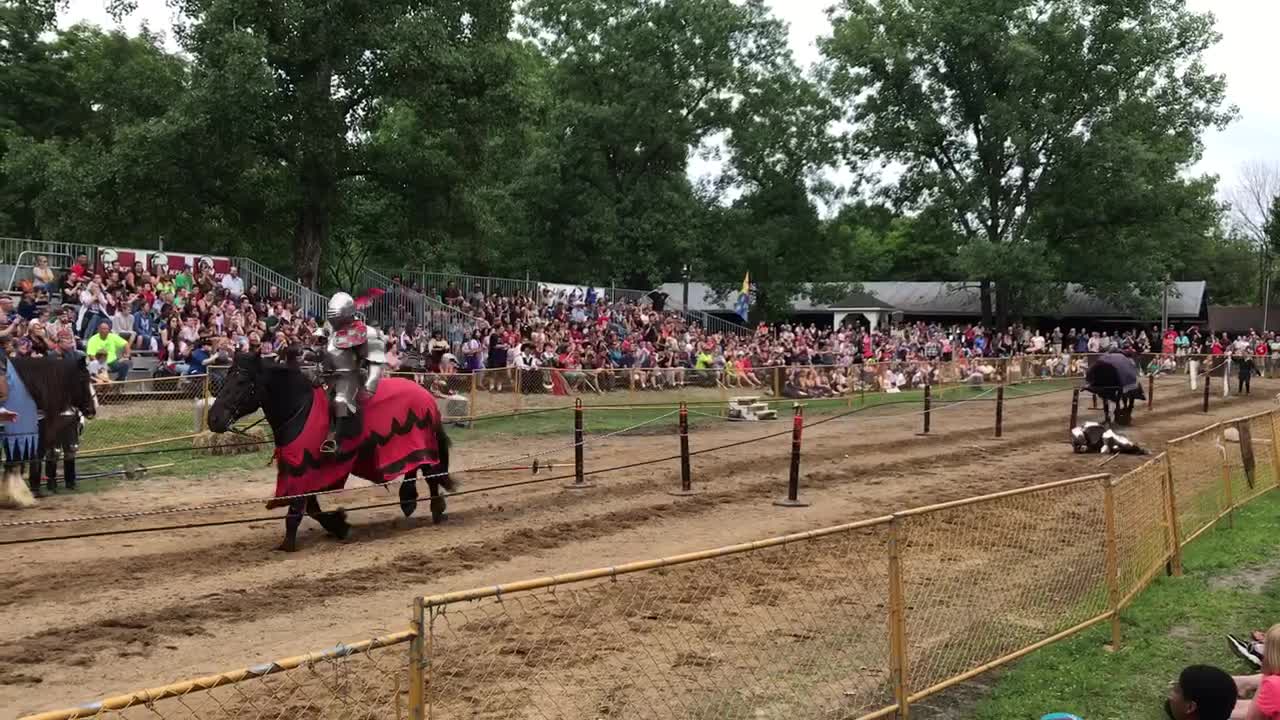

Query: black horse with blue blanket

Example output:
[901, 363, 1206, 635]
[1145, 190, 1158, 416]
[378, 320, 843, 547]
[0, 356, 96, 507]
[1085, 350, 1146, 427]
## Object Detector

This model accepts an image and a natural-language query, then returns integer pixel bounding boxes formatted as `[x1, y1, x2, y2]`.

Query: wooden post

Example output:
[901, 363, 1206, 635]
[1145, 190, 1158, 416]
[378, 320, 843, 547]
[774, 404, 809, 507]
[469, 371, 478, 421]
[994, 385, 1005, 438]
[1222, 445, 1235, 528]
[564, 399, 594, 489]
[200, 372, 212, 432]
[1164, 456, 1184, 576]
[409, 598, 426, 720]
[515, 367, 523, 412]
[888, 515, 911, 719]
[1147, 373, 1154, 411]
[1070, 388, 1080, 433]
[669, 402, 697, 496]
[918, 384, 932, 436]
[1202, 365, 1211, 413]
[1102, 476, 1122, 650]
[1270, 411, 1280, 493]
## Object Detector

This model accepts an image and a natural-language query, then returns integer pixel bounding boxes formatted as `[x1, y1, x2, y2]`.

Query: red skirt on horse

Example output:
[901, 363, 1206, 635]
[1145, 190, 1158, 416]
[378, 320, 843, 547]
[268, 377, 444, 507]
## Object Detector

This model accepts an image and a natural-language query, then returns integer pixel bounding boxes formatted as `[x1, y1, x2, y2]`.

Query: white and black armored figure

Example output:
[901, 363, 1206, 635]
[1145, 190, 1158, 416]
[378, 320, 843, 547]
[317, 292, 387, 453]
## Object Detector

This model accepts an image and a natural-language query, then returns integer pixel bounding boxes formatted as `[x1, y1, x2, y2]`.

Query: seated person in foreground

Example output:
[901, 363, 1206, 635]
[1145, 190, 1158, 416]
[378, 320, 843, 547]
[1227, 624, 1280, 720]
[1167, 665, 1238, 720]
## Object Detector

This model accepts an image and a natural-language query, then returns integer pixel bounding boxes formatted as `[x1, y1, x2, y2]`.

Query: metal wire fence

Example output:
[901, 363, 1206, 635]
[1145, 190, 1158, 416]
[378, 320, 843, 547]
[897, 478, 1110, 701]
[24, 410, 1280, 720]
[83, 374, 216, 454]
[416, 520, 895, 720]
[21, 633, 412, 720]
[1166, 422, 1233, 546]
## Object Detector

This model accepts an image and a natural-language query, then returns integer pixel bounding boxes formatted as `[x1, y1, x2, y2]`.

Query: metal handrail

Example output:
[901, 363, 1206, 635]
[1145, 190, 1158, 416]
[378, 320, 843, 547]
[7, 251, 71, 292]
[0, 237, 96, 271]
[232, 256, 329, 319]
[360, 269, 486, 346]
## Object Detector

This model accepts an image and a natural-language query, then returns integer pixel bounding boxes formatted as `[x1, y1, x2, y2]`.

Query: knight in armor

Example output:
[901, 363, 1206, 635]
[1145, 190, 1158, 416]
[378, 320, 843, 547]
[316, 292, 387, 454]
[1071, 421, 1145, 455]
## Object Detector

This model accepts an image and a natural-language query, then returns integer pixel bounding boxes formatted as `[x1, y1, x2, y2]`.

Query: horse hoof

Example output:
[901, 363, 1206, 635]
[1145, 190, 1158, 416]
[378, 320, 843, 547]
[432, 513, 447, 525]
[275, 542, 299, 553]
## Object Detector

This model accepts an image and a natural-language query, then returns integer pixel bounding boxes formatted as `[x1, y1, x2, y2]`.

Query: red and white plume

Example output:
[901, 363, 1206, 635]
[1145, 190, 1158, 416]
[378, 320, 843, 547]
[354, 287, 386, 309]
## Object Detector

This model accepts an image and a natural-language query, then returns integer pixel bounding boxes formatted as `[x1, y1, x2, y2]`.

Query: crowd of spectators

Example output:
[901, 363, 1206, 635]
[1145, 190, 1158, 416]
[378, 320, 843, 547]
[4, 254, 319, 384]
[373, 282, 1280, 394]
[8, 261, 1280, 396]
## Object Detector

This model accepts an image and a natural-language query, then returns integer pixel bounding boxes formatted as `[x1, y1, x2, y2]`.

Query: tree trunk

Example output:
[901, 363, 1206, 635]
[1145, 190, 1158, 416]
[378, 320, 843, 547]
[995, 279, 1010, 332]
[980, 279, 993, 328]
[293, 201, 328, 290]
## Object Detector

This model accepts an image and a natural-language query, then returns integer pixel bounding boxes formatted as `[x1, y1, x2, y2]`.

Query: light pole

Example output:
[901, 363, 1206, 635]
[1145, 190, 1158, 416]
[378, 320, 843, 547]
[681, 264, 690, 310]
[1161, 275, 1170, 336]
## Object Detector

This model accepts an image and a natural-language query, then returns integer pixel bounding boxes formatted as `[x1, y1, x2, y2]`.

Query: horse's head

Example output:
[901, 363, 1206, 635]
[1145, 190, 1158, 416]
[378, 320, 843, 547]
[208, 352, 262, 433]
[73, 356, 97, 419]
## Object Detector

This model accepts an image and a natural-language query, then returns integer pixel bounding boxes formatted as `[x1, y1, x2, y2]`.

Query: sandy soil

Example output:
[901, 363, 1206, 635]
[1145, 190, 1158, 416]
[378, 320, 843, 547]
[2, 377, 1275, 717]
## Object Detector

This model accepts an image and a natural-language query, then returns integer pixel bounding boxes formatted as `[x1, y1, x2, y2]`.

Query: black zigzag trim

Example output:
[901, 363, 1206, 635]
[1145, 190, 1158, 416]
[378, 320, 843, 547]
[278, 406, 439, 478]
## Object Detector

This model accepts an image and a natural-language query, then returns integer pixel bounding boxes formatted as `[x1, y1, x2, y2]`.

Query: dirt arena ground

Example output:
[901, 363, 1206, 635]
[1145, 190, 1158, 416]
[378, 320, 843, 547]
[2, 376, 1277, 716]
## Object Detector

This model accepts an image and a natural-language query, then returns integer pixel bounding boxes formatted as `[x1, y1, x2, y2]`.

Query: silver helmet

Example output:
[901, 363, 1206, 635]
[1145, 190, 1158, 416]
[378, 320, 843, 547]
[327, 292, 357, 328]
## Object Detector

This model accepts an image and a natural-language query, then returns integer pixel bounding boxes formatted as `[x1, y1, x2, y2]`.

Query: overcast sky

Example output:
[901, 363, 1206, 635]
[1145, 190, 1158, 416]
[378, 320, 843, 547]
[60, 0, 1280, 198]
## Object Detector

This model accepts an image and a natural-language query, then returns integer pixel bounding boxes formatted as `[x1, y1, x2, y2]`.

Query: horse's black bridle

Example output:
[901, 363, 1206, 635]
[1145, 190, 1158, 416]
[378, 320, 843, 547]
[218, 364, 261, 432]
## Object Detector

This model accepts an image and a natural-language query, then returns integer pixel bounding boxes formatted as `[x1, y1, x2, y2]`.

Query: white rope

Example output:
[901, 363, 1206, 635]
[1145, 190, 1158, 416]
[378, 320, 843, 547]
[0, 408, 680, 529]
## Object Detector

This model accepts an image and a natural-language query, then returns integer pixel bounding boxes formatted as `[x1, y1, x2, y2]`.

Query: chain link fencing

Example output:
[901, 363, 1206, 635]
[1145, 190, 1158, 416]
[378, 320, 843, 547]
[1110, 455, 1178, 609]
[83, 374, 217, 454]
[21, 633, 412, 720]
[415, 520, 895, 720]
[25, 410, 1280, 720]
[896, 477, 1112, 702]
[1166, 422, 1233, 546]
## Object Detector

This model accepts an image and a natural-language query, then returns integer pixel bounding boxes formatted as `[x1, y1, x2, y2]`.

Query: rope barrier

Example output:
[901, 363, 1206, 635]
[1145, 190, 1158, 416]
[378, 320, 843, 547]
[0, 409, 678, 530]
[0, 385, 1019, 542]
[0, 370, 1210, 542]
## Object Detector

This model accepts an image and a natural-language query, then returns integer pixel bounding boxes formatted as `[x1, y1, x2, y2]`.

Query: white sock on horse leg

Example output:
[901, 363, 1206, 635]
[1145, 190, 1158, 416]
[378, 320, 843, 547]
[0, 467, 35, 508]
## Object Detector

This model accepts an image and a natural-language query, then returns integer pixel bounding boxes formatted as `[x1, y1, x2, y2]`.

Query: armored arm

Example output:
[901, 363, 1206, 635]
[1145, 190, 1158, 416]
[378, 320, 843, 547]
[362, 327, 387, 395]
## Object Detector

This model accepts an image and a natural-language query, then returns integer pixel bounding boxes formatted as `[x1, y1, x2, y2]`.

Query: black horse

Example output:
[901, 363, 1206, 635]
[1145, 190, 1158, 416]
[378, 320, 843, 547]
[0, 356, 96, 505]
[205, 350, 453, 551]
[1084, 351, 1145, 426]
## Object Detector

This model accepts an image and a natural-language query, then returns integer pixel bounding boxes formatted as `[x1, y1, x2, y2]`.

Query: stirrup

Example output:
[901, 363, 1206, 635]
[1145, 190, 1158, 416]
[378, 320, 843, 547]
[320, 438, 338, 454]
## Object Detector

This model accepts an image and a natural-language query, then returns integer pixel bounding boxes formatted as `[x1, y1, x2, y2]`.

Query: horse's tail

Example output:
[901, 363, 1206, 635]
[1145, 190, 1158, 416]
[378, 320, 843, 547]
[435, 421, 455, 492]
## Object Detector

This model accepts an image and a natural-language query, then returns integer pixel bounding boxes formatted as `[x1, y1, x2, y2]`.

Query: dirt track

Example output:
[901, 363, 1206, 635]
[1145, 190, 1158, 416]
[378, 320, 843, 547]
[2, 376, 1276, 716]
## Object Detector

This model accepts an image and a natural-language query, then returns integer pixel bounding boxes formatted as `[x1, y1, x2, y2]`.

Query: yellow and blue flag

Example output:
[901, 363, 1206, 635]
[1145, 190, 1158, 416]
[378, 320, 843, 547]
[734, 272, 750, 322]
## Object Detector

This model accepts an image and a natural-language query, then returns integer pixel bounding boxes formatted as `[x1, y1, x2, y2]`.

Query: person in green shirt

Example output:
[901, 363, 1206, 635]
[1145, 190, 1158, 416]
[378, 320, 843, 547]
[155, 275, 175, 298]
[173, 268, 194, 293]
[85, 321, 132, 380]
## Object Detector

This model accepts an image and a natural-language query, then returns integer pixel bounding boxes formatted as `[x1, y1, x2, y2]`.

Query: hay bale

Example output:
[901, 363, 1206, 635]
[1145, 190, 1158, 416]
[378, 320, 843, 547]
[192, 429, 269, 457]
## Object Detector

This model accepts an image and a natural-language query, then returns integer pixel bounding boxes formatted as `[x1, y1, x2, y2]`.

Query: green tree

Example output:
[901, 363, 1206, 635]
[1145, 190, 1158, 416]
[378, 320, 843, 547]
[822, 0, 1233, 327]
[166, 0, 528, 286]
[515, 0, 796, 288]
[0, 0, 91, 236]
[2, 23, 215, 247]
[823, 202, 965, 280]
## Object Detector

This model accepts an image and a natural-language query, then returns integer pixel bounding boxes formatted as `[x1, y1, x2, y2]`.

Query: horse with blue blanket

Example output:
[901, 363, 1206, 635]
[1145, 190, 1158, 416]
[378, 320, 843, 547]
[1084, 350, 1145, 427]
[0, 356, 97, 507]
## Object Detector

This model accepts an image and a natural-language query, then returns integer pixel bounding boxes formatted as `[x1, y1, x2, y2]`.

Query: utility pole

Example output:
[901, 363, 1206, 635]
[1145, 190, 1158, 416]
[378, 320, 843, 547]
[1265, 271, 1273, 333]
[681, 263, 690, 310]
[1161, 275, 1170, 336]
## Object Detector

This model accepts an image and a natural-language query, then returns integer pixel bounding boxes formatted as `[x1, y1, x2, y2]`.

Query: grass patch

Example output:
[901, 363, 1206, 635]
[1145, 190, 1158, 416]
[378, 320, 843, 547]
[969, 490, 1280, 720]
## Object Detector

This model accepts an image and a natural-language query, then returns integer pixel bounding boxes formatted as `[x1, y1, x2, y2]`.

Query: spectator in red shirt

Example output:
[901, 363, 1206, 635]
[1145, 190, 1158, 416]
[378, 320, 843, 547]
[70, 254, 89, 279]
